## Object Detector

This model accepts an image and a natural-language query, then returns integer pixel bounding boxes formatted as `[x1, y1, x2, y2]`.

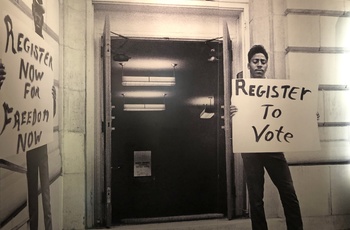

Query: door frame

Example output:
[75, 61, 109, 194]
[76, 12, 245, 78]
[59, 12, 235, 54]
[93, 0, 250, 226]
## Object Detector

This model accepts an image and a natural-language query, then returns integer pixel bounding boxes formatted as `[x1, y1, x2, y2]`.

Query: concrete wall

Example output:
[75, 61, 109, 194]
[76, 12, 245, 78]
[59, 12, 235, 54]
[60, 0, 95, 229]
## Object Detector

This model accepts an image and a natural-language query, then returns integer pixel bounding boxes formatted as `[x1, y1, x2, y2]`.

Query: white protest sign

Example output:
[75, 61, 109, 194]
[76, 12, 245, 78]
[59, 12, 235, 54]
[231, 78, 320, 153]
[0, 4, 53, 158]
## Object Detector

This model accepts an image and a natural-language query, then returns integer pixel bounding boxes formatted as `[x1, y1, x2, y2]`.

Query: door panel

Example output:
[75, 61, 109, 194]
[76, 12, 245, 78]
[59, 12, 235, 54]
[223, 21, 234, 220]
[110, 39, 226, 223]
[102, 15, 112, 227]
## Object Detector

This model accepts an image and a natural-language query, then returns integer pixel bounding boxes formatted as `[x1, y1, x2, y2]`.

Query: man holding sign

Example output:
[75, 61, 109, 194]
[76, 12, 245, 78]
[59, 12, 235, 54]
[231, 45, 308, 230]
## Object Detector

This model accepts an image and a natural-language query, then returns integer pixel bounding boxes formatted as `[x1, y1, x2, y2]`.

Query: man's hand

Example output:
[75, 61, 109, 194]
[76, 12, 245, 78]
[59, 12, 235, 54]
[230, 105, 238, 118]
[52, 86, 56, 117]
[0, 62, 6, 90]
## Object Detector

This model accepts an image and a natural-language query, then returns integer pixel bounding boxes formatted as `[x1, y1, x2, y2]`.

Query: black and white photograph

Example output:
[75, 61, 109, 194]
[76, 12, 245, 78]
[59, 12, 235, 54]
[0, 0, 349, 230]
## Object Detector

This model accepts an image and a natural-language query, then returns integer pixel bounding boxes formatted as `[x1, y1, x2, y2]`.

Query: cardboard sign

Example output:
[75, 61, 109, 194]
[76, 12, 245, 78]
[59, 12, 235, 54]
[0, 6, 53, 157]
[231, 78, 320, 153]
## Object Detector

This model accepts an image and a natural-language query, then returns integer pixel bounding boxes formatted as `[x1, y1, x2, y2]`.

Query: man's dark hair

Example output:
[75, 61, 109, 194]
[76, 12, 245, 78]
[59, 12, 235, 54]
[248, 45, 268, 62]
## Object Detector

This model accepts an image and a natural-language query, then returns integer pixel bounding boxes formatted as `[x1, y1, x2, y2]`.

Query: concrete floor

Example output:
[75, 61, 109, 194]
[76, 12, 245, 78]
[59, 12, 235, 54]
[92, 215, 350, 230]
[94, 218, 281, 230]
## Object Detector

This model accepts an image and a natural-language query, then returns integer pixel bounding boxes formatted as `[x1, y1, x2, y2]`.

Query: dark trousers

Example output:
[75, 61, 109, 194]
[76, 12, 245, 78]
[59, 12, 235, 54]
[242, 153, 303, 230]
[26, 145, 52, 230]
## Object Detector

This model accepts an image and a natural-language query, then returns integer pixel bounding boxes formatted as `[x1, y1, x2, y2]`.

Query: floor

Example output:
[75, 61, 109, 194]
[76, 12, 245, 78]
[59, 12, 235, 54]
[92, 215, 350, 230]
[93, 218, 286, 230]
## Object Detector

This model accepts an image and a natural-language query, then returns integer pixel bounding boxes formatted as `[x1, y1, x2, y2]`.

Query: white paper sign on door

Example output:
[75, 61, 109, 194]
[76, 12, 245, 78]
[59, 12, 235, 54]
[134, 151, 152, 177]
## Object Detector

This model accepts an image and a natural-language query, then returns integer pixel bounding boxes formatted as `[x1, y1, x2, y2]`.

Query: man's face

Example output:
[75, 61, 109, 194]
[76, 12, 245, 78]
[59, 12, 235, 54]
[247, 53, 268, 78]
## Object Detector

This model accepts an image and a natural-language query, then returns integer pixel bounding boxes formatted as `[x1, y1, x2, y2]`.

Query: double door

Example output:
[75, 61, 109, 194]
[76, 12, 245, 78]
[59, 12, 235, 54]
[102, 16, 235, 226]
